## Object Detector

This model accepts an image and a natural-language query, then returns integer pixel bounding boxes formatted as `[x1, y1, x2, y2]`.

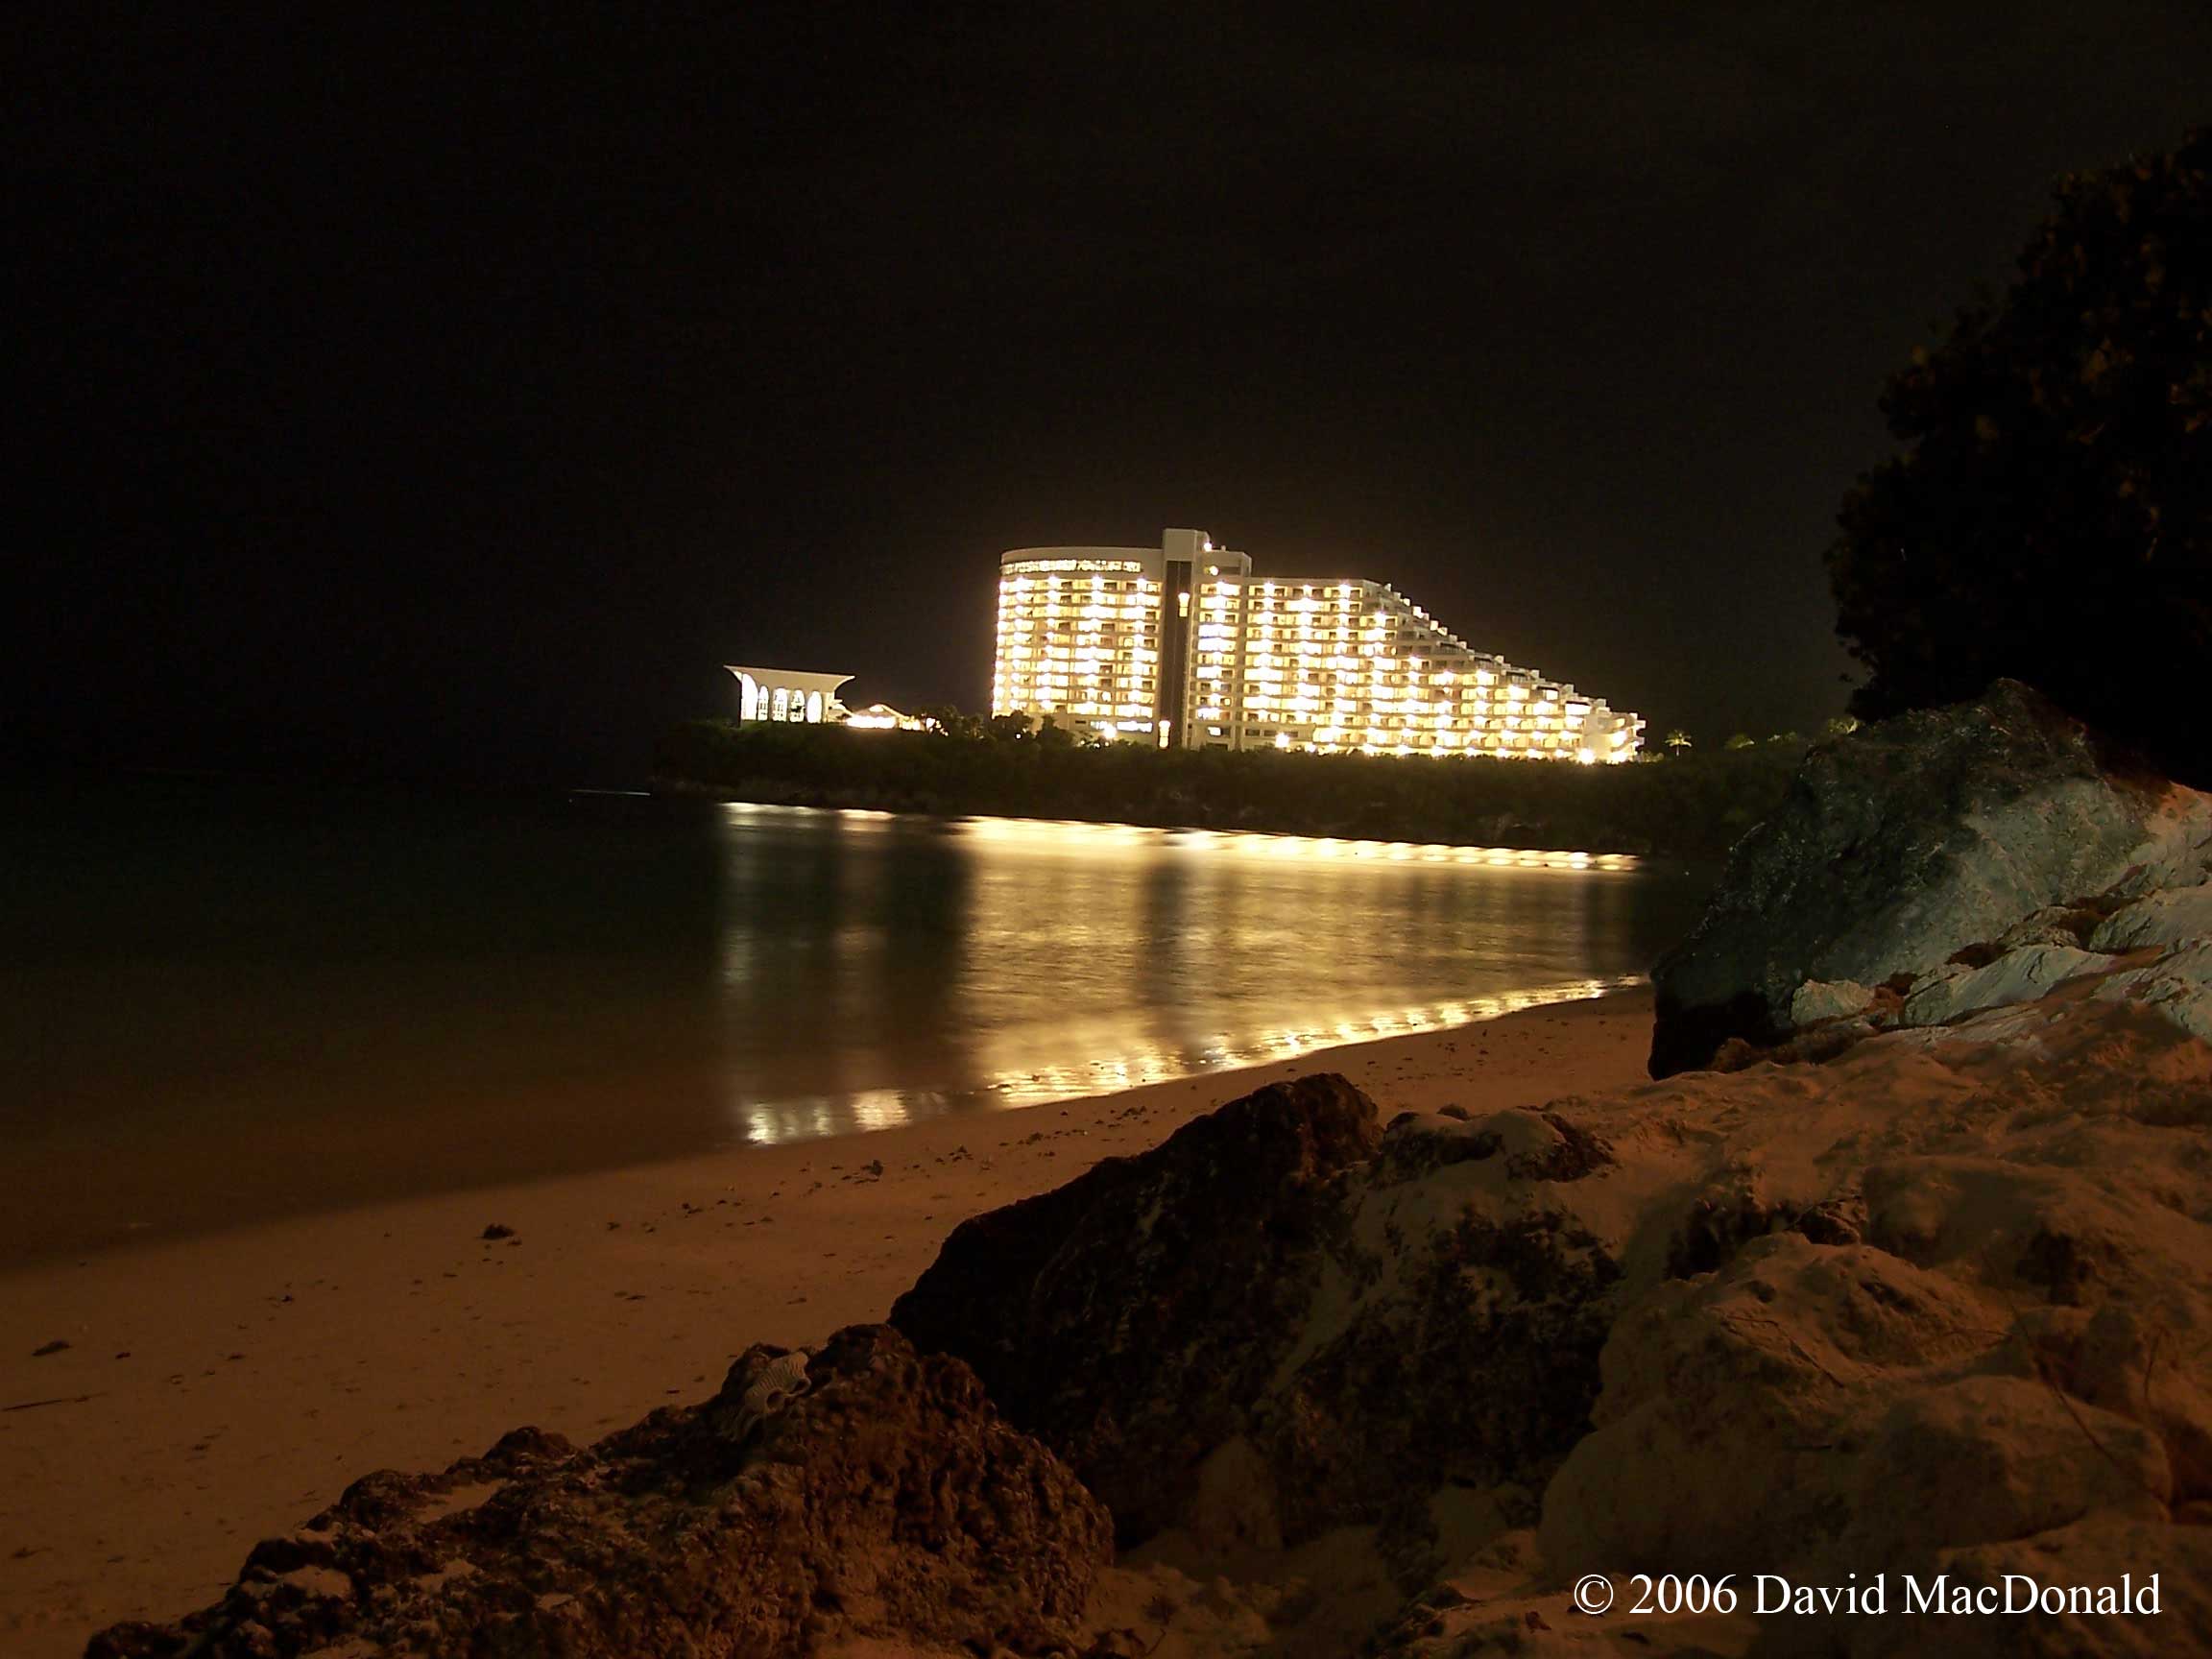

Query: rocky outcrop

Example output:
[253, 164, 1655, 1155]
[1649, 679, 2212, 1075]
[1789, 976, 1873, 1025]
[87, 1325, 1110, 1659]
[892, 1078, 1626, 1576]
[1900, 942, 2109, 1026]
[906, 918, 2212, 1658]
[1421, 941, 2212, 1657]
[890, 1073, 1385, 1544]
[1670, 743, 2212, 1068]
[2094, 883, 2212, 951]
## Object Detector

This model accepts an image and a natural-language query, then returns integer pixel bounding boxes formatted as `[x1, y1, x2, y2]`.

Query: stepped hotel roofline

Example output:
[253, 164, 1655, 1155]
[991, 529, 1644, 761]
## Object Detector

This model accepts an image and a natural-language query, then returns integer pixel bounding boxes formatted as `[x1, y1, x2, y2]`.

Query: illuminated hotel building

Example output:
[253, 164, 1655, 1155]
[992, 529, 1643, 761]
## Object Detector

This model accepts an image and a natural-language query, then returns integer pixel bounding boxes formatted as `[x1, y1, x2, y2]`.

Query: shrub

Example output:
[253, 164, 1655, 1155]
[1828, 127, 2212, 783]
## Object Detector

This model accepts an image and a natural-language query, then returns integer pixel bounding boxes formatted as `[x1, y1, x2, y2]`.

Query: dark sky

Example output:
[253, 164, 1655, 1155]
[15, 2, 2212, 782]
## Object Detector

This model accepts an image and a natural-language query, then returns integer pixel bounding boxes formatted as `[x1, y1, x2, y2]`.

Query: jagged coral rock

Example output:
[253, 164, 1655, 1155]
[87, 1325, 1110, 1659]
[891, 1072, 1386, 1545]
[892, 1078, 1627, 1577]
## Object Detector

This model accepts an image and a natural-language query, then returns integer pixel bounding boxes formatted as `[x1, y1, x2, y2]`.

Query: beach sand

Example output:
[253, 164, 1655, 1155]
[0, 989, 1654, 1658]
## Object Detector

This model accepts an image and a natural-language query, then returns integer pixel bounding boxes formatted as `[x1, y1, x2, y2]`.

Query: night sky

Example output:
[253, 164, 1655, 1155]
[16, 4, 2212, 783]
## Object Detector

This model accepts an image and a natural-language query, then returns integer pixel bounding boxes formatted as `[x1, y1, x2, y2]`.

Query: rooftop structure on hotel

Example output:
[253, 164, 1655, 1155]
[991, 529, 1644, 761]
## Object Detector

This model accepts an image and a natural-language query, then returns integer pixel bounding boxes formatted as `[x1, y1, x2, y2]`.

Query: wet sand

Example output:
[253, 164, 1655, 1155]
[0, 989, 1655, 1657]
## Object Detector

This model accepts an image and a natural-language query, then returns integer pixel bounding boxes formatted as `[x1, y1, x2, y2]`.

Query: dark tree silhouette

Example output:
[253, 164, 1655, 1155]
[1828, 127, 2212, 783]
[919, 704, 987, 742]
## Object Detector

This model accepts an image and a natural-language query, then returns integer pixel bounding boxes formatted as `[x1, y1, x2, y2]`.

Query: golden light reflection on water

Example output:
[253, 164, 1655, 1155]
[950, 812, 1635, 871]
[713, 805, 1672, 1147]
[734, 975, 1644, 1145]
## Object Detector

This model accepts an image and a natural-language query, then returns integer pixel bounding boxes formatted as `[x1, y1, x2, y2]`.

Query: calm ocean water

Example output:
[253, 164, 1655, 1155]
[1, 778, 1710, 1261]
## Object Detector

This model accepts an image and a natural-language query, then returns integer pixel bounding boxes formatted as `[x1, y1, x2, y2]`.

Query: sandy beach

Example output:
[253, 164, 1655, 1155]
[0, 989, 1655, 1658]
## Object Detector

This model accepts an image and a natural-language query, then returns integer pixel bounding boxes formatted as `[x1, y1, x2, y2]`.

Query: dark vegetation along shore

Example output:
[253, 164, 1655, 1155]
[651, 719, 1810, 859]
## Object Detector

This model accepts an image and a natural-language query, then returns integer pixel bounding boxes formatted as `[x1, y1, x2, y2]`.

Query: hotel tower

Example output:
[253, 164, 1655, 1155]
[991, 529, 1643, 761]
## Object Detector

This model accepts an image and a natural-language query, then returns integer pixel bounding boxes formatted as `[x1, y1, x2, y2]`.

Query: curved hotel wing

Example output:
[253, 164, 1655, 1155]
[992, 529, 1644, 761]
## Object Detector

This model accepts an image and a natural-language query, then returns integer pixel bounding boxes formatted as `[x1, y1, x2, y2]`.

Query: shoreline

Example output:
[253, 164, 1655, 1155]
[3, 972, 1648, 1274]
[649, 718, 1810, 862]
[0, 989, 1656, 1657]
[659, 782, 1682, 862]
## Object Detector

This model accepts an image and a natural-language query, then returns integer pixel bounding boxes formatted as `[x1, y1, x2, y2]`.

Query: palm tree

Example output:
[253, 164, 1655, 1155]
[1664, 730, 1693, 756]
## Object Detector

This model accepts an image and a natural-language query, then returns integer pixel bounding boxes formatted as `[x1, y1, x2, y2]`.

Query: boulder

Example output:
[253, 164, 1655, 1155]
[1833, 1374, 2171, 1570]
[891, 1077, 1625, 1573]
[1650, 680, 2212, 1075]
[87, 1325, 1110, 1659]
[1789, 977, 1873, 1025]
[890, 1072, 1384, 1544]
[1539, 1236, 1999, 1578]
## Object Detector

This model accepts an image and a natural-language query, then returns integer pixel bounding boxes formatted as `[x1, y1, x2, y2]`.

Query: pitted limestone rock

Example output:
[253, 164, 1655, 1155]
[712, 1342, 815, 1446]
[88, 1326, 1110, 1659]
